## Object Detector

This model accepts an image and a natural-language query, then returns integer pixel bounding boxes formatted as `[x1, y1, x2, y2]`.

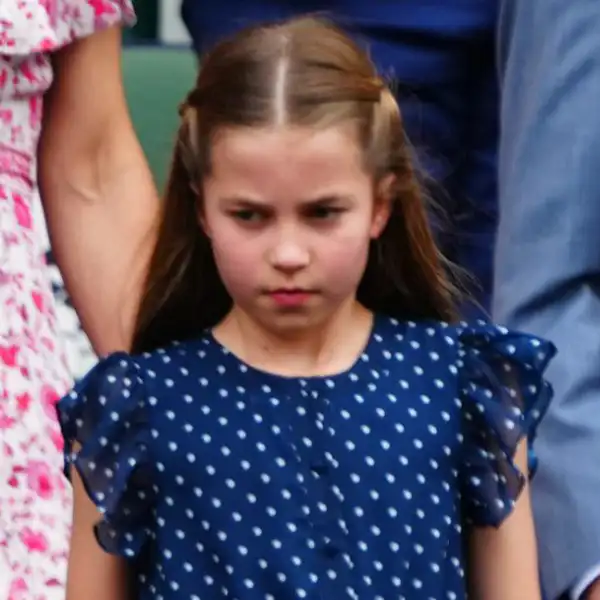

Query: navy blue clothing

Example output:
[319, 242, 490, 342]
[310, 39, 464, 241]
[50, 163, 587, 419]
[180, 1, 499, 317]
[58, 316, 553, 599]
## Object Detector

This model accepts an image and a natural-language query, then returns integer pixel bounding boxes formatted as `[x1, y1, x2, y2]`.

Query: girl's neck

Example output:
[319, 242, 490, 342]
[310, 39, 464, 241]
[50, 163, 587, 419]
[212, 301, 375, 378]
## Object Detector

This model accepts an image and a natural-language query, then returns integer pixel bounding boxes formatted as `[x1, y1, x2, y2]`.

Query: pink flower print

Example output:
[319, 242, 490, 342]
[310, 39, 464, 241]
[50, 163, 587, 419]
[39, 0, 59, 19]
[16, 392, 31, 415]
[12, 193, 32, 229]
[32, 290, 45, 313]
[26, 460, 55, 500]
[0, 109, 13, 125]
[2, 436, 14, 456]
[19, 527, 50, 553]
[8, 577, 29, 600]
[38, 37, 56, 51]
[10, 124, 23, 145]
[0, 344, 19, 367]
[88, 0, 117, 18]
[29, 96, 42, 128]
[0, 31, 16, 52]
[20, 62, 38, 84]
[0, 409, 16, 430]
[17, 302, 29, 324]
[40, 385, 60, 419]
[0, 0, 117, 593]
[50, 427, 65, 452]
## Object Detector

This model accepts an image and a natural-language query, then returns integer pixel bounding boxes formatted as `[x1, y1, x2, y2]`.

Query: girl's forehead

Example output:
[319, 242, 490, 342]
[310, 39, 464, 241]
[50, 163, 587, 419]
[206, 125, 371, 200]
[204, 127, 372, 208]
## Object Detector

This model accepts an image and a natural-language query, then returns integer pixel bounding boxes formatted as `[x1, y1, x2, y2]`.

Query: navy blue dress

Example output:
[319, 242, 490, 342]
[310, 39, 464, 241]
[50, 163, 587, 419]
[57, 316, 554, 600]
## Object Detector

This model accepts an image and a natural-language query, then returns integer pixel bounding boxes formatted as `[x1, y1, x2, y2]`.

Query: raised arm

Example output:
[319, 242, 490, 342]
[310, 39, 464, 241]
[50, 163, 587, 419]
[494, 1, 600, 598]
[39, 26, 159, 356]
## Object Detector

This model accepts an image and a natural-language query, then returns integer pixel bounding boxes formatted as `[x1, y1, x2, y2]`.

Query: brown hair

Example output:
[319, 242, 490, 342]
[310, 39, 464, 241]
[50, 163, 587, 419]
[132, 16, 459, 353]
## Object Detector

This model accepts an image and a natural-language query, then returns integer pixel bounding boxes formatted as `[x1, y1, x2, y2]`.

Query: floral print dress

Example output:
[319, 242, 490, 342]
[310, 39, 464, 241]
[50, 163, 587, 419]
[0, 2, 134, 598]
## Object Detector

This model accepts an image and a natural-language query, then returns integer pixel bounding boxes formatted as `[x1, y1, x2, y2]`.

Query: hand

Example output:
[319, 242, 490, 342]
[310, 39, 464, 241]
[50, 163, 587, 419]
[584, 579, 600, 600]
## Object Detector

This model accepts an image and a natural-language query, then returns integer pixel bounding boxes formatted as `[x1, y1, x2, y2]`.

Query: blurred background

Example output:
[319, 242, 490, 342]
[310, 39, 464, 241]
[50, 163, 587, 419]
[121, 0, 196, 190]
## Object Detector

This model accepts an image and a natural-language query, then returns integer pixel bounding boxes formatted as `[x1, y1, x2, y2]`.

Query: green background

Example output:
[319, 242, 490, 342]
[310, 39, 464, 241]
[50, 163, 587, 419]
[121, 3, 197, 191]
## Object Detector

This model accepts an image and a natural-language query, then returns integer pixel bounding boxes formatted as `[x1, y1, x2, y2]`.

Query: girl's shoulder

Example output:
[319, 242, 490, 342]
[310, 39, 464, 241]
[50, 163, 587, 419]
[56, 333, 220, 421]
[377, 316, 558, 527]
[374, 315, 557, 430]
[127, 334, 217, 375]
[375, 315, 555, 368]
[109, 331, 223, 377]
[54, 334, 218, 558]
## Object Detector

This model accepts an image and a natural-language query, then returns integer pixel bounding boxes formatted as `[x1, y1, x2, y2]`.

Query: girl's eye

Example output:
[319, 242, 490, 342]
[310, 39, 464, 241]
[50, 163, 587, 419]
[308, 206, 345, 220]
[231, 209, 264, 223]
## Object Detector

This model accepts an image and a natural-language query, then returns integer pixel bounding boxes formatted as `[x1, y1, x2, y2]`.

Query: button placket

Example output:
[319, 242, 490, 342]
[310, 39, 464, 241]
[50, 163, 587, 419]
[300, 382, 347, 564]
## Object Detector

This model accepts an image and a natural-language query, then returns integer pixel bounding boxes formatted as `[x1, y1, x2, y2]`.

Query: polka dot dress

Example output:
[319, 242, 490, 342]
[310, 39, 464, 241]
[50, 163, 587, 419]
[57, 315, 555, 600]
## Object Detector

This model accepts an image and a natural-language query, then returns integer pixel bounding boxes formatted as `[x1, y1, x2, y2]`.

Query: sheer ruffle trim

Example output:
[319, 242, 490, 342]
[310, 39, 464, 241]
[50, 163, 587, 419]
[457, 323, 555, 527]
[56, 352, 154, 558]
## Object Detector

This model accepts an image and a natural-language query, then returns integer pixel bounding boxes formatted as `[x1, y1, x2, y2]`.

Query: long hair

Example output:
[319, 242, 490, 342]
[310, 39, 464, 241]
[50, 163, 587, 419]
[132, 16, 460, 353]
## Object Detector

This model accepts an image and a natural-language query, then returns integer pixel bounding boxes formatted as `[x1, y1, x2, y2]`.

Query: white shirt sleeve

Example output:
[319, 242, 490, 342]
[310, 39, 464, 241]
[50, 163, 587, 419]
[571, 564, 600, 599]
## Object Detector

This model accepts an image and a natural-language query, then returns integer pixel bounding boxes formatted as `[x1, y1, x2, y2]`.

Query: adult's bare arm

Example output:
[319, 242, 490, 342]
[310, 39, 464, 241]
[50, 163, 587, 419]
[39, 25, 159, 356]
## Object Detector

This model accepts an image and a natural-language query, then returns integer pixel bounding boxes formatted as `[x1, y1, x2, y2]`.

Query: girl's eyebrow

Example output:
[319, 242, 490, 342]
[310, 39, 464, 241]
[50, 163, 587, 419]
[304, 194, 355, 206]
[219, 196, 268, 209]
[220, 194, 355, 207]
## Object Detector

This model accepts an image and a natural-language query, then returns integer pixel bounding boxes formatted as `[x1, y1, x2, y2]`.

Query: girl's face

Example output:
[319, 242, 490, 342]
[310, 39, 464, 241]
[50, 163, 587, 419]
[201, 125, 391, 335]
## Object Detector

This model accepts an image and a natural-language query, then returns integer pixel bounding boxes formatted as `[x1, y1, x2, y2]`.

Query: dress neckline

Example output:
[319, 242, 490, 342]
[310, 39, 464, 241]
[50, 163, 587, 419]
[201, 312, 394, 387]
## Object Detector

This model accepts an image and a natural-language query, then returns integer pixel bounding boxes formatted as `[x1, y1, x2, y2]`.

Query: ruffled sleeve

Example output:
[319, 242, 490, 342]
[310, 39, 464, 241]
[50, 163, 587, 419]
[56, 0, 137, 51]
[457, 323, 556, 527]
[1, 0, 136, 56]
[56, 352, 155, 558]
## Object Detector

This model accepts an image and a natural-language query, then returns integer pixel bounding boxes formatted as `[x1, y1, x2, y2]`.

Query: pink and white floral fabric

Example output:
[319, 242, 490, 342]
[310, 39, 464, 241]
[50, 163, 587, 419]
[0, 2, 135, 598]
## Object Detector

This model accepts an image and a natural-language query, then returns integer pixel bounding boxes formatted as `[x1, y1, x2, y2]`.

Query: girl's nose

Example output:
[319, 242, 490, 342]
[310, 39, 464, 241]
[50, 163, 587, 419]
[268, 238, 310, 274]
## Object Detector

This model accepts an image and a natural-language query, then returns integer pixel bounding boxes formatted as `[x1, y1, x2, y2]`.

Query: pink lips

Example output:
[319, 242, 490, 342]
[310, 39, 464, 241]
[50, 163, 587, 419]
[268, 289, 313, 307]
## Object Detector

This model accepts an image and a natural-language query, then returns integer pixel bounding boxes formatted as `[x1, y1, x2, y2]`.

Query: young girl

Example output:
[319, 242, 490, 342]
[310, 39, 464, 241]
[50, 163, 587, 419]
[57, 16, 555, 600]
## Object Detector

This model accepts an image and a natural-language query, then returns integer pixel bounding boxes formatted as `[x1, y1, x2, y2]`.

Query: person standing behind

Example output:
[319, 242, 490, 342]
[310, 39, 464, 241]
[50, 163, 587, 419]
[180, 0, 499, 318]
[0, 1, 158, 597]
[494, 1, 600, 599]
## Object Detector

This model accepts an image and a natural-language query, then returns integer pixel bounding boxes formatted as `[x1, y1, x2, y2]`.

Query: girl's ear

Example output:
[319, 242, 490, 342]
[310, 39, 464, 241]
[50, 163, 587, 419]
[370, 174, 395, 239]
